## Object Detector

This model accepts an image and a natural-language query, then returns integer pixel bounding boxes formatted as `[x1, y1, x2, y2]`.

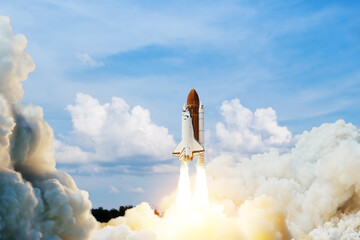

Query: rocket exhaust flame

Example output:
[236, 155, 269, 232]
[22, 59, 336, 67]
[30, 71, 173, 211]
[176, 164, 209, 209]
[193, 166, 209, 207]
[176, 162, 191, 208]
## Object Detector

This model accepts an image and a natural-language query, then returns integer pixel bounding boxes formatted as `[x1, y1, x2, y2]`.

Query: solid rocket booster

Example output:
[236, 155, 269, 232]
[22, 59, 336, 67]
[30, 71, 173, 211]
[173, 89, 205, 166]
[198, 103, 205, 167]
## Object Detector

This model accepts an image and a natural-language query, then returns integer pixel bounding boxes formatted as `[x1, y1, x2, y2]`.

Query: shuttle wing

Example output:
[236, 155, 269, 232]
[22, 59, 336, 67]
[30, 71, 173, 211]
[190, 138, 204, 153]
[173, 141, 185, 156]
[172, 136, 204, 158]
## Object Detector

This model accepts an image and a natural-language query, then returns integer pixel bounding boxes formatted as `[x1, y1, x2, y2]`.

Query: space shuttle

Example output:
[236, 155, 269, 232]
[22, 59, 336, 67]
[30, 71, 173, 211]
[173, 89, 205, 167]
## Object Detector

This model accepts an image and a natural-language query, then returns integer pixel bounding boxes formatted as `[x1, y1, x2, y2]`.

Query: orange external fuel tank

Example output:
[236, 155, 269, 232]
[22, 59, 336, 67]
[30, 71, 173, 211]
[186, 88, 200, 141]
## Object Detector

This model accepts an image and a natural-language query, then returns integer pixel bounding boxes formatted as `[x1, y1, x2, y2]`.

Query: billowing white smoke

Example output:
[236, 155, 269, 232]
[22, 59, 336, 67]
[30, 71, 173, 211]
[94, 120, 360, 240]
[206, 119, 360, 238]
[0, 16, 96, 239]
[93, 196, 288, 240]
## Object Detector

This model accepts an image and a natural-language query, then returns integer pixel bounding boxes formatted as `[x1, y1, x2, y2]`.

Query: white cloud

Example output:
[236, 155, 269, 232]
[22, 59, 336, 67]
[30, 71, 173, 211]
[53, 139, 90, 164]
[76, 53, 103, 67]
[123, 185, 145, 193]
[56, 93, 176, 164]
[109, 186, 119, 194]
[214, 99, 293, 155]
[151, 164, 179, 174]
[56, 95, 294, 171]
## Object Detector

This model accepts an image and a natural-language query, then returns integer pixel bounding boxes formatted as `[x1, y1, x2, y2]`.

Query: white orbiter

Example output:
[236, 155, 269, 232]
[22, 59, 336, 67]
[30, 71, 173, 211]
[173, 89, 205, 167]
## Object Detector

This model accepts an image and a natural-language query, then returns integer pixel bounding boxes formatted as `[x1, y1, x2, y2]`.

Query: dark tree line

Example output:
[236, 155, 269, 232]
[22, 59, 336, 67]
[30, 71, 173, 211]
[92, 205, 134, 223]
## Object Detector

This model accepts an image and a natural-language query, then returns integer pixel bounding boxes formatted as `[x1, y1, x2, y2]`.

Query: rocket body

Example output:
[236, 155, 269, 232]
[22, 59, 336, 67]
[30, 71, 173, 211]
[173, 89, 205, 166]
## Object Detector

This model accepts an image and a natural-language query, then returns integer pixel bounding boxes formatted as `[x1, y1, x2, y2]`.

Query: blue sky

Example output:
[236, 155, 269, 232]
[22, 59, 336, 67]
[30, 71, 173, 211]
[1, 0, 359, 208]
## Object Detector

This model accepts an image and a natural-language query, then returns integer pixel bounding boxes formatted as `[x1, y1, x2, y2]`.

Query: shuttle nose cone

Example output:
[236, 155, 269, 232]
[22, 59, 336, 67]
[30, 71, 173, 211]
[187, 88, 199, 107]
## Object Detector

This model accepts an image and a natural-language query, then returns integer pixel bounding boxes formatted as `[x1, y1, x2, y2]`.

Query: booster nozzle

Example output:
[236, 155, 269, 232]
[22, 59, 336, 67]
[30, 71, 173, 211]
[197, 153, 205, 168]
[181, 160, 188, 168]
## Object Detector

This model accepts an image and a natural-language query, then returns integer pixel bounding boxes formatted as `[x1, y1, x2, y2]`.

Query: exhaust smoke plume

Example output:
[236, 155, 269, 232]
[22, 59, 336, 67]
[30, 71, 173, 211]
[0, 16, 96, 239]
[95, 120, 360, 240]
[206, 120, 360, 239]
[1, 15, 360, 240]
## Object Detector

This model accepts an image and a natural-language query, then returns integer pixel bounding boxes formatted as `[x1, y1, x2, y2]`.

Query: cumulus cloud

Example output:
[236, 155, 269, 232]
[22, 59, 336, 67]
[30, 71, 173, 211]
[53, 139, 90, 164]
[214, 98, 293, 155]
[55, 96, 293, 174]
[0, 16, 96, 239]
[55, 93, 176, 164]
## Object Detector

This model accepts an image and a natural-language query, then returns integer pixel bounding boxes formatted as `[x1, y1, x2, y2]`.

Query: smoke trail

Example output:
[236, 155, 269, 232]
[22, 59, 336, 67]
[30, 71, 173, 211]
[0, 16, 96, 239]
